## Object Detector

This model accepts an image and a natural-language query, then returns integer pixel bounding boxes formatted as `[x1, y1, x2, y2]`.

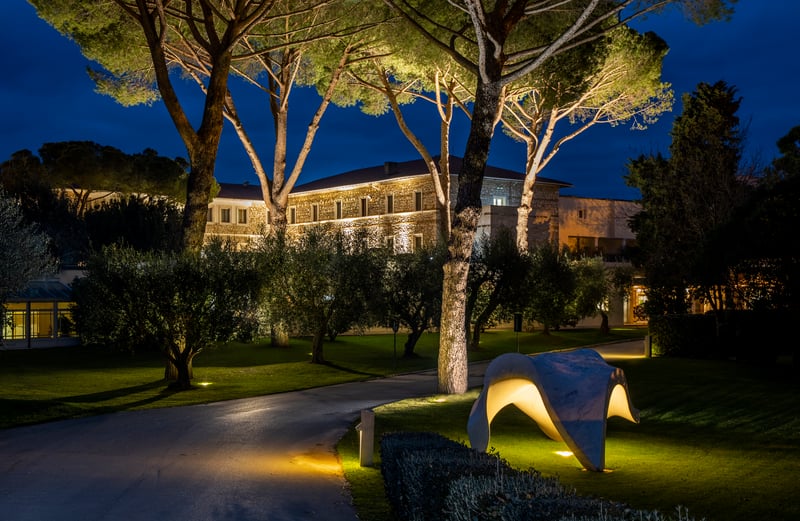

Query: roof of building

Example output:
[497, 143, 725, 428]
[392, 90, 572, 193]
[215, 182, 263, 200]
[216, 157, 571, 200]
[7, 279, 73, 302]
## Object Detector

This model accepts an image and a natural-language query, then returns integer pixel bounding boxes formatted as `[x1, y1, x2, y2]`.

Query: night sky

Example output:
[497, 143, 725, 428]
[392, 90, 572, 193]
[1, 1, 798, 200]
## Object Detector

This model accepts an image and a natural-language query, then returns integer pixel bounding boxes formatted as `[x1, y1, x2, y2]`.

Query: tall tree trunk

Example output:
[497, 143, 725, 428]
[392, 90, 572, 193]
[516, 145, 537, 252]
[516, 109, 556, 252]
[134, 3, 234, 253]
[181, 153, 217, 251]
[438, 80, 503, 394]
[181, 51, 232, 251]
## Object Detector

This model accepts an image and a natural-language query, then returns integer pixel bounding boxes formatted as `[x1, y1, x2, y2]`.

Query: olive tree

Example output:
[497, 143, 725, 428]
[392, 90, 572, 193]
[523, 244, 576, 335]
[257, 226, 386, 363]
[382, 245, 445, 357]
[465, 228, 531, 349]
[72, 242, 262, 389]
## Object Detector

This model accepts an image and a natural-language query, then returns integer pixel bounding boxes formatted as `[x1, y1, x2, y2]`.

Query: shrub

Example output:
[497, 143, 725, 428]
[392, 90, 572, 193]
[381, 432, 698, 521]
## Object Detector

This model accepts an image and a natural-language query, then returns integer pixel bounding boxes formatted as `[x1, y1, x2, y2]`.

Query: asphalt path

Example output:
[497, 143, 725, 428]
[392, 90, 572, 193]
[0, 340, 646, 521]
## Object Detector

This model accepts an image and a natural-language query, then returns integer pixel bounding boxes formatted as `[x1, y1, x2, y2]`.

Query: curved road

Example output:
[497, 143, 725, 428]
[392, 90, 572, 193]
[0, 341, 644, 521]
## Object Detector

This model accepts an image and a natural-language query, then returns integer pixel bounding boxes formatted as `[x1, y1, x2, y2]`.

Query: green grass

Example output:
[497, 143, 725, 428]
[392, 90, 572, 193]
[0, 327, 644, 429]
[339, 356, 800, 521]
[12, 326, 794, 520]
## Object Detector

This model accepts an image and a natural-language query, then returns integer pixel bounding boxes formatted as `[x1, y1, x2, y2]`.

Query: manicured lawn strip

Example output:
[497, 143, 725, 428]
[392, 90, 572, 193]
[339, 357, 800, 521]
[0, 327, 645, 429]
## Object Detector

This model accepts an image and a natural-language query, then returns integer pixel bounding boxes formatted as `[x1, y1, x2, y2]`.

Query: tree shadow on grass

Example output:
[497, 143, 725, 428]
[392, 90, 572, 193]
[64, 379, 168, 404]
[0, 380, 180, 429]
[319, 361, 382, 378]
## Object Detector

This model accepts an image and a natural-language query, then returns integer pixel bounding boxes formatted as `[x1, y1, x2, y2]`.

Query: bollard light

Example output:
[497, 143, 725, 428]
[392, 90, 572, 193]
[357, 409, 375, 467]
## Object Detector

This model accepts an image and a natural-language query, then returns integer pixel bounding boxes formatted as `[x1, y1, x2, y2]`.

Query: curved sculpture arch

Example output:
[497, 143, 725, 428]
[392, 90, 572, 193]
[467, 348, 640, 472]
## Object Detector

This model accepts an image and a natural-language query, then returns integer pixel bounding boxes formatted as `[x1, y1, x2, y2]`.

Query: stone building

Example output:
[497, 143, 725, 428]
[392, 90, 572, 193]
[203, 158, 651, 327]
[557, 195, 639, 261]
[558, 195, 645, 326]
[205, 156, 571, 251]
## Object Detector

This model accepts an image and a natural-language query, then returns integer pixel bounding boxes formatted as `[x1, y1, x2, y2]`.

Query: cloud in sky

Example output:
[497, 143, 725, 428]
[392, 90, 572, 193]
[1, 1, 797, 200]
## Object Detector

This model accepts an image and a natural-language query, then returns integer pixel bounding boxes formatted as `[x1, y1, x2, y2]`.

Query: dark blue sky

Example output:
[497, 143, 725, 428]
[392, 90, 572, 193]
[2, 2, 798, 200]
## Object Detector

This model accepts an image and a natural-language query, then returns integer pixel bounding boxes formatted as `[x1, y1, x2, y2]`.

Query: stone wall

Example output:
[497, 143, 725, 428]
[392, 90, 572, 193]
[287, 175, 442, 252]
[205, 198, 268, 249]
[205, 173, 562, 252]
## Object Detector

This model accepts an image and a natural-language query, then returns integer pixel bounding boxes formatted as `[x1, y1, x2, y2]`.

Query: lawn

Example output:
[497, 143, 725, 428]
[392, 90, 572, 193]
[339, 355, 800, 521]
[0, 327, 645, 429]
[12, 326, 796, 520]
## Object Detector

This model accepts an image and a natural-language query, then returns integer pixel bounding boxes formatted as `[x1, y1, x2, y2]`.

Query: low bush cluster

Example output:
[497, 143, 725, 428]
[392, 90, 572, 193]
[380, 432, 698, 521]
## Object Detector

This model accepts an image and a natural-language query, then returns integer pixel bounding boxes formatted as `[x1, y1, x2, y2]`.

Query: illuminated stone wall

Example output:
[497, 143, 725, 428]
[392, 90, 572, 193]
[205, 169, 564, 252]
[205, 193, 269, 249]
[287, 174, 441, 252]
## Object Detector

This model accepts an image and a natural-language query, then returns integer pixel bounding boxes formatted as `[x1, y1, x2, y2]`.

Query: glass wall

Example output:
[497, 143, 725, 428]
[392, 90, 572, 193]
[2, 301, 77, 342]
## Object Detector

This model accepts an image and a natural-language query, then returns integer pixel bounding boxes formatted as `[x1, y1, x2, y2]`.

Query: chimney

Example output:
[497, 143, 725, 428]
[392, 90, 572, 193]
[384, 161, 399, 176]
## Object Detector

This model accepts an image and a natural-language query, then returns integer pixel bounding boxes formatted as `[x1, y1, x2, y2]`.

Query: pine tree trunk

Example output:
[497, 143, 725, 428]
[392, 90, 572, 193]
[439, 256, 472, 394]
[516, 204, 533, 253]
[176, 51, 231, 253]
[437, 80, 503, 394]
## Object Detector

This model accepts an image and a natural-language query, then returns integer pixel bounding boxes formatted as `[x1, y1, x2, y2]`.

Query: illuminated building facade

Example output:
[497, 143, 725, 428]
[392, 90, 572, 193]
[1, 279, 79, 348]
[205, 156, 570, 251]
[558, 195, 644, 325]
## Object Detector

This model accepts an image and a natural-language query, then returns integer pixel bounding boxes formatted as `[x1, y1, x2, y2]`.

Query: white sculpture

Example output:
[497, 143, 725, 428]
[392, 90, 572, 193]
[467, 348, 639, 471]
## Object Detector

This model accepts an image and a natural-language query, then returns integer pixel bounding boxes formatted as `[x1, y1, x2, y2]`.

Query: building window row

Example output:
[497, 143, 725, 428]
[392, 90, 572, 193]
[209, 190, 427, 227]
[291, 191, 426, 223]
[208, 206, 249, 225]
[385, 233, 425, 254]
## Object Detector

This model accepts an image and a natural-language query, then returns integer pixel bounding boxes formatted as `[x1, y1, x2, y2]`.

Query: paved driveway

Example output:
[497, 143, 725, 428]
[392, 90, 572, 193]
[0, 340, 645, 521]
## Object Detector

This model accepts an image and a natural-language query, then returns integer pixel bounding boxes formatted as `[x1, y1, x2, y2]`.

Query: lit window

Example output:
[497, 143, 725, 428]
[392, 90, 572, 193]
[336, 201, 342, 220]
[289, 206, 297, 225]
[386, 194, 394, 214]
[492, 195, 507, 206]
[220, 208, 231, 223]
[360, 197, 368, 217]
[237, 208, 248, 224]
[415, 191, 423, 211]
